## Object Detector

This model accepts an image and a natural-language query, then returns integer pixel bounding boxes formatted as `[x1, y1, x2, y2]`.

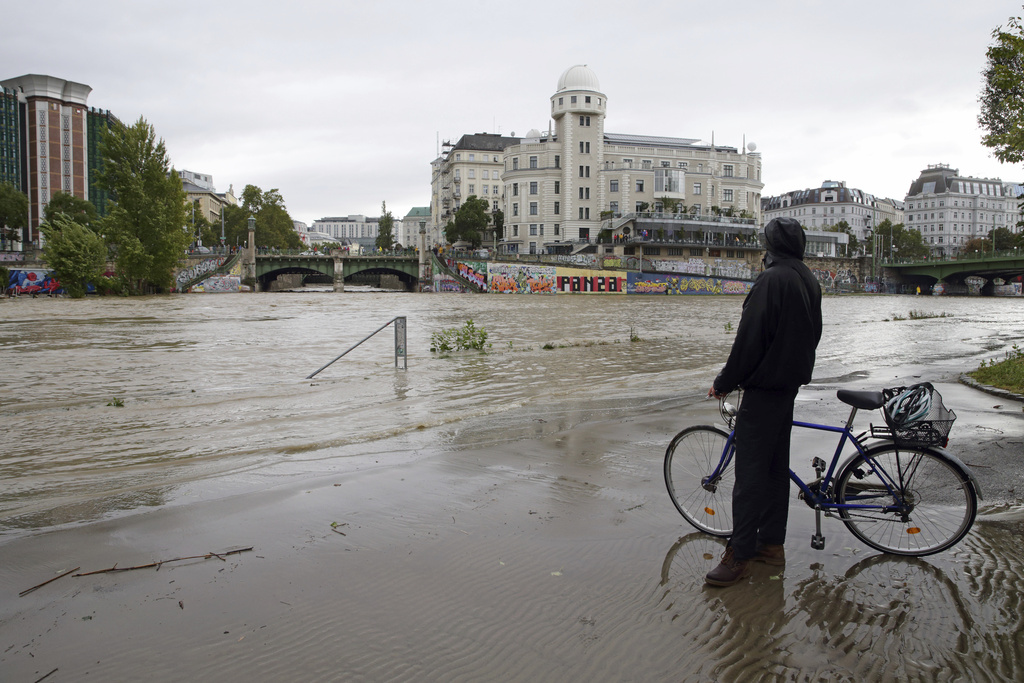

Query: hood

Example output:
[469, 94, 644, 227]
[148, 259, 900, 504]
[763, 217, 806, 260]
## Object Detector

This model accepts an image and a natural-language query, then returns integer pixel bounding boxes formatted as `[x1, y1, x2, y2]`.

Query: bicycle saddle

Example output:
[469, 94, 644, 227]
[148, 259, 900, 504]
[836, 389, 885, 410]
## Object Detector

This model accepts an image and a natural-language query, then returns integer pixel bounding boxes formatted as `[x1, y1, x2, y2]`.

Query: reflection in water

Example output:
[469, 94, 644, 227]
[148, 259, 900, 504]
[658, 521, 1024, 680]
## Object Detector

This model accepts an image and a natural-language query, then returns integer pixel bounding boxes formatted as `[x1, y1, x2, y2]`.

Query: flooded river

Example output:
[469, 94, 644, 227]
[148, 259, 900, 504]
[1, 292, 1021, 537]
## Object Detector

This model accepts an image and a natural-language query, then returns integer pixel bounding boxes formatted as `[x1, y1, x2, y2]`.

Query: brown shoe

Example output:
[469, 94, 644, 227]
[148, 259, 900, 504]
[705, 546, 750, 587]
[753, 544, 785, 566]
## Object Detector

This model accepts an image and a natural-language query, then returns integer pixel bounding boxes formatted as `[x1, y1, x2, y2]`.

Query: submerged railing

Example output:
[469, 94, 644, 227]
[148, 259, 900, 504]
[306, 316, 407, 378]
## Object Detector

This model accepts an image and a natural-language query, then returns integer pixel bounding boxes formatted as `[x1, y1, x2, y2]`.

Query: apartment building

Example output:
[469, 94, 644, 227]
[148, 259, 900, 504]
[762, 180, 904, 245]
[904, 164, 1022, 256]
[312, 215, 380, 250]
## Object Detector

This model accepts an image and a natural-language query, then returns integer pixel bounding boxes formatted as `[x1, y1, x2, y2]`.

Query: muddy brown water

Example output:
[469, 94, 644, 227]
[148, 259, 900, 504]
[1, 292, 1022, 680]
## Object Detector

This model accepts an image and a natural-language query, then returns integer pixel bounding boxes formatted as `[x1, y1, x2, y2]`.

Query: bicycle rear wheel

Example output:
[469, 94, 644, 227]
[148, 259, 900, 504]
[664, 425, 734, 536]
[835, 444, 977, 556]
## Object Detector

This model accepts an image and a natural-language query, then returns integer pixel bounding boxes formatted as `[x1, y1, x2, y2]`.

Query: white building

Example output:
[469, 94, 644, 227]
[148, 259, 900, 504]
[312, 215, 380, 250]
[400, 207, 431, 249]
[430, 65, 765, 255]
[904, 164, 1022, 257]
[762, 180, 904, 247]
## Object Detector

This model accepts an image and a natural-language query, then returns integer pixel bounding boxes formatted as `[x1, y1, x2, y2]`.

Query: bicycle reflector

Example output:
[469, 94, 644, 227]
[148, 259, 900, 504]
[704, 507, 716, 516]
[907, 527, 921, 535]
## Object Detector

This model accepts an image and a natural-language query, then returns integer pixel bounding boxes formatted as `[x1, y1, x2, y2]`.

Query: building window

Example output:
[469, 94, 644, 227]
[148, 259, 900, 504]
[483, 170, 489, 180]
[636, 179, 644, 192]
[530, 181, 538, 194]
[636, 202, 645, 212]
[554, 155, 560, 168]
[693, 182, 702, 195]
[559, 97, 563, 105]
[610, 201, 618, 213]
[554, 181, 560, 194]
[723, 165, 734, 177]
[554, 224, 560, 235]
[642, 160, 652, 169]
[468, 169, 475, 179]
[579, 141, 590, 153]
[584, 166, 590, 177]
[512, 158, 519, 170]
[579, 115, 591, 126]
[610, 179, 619, 192]
[554, 201, 560, 215]
[513, 203, 518, 216]
[623, 158, 633, 168]
[579, 166, 584, 178]
[530, 224, 538, 236]
[571, 96, 577, 103]
[468, 184, 474, 194]
[513, 225, 518, 236]
[482, 185, 489, 195]
[530, 202, 538, 215]
[512, 183, 518, 196]
[529, 156, 538, 169]
[579, 207, 584, 219]
[585, 96, 591, 103]
[723, 189, 733, 202]
[493, 185, 499, 195]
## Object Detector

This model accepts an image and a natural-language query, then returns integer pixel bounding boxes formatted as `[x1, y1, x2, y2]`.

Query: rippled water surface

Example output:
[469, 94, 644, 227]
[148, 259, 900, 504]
[1, 292, 1021, 536]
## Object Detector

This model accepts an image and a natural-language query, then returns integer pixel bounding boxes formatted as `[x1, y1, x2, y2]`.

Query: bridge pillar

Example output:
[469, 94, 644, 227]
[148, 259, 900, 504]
[333, 258, 345, 292]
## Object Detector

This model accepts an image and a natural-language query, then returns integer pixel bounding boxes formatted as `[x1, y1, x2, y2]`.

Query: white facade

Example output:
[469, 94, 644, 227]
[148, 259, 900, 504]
[762, 180, 904, 247]
[312, 215, 380, 249]
[400, 207, 431, 249]
[430, 65, 764, 255]
[904, 164, 1022, 257]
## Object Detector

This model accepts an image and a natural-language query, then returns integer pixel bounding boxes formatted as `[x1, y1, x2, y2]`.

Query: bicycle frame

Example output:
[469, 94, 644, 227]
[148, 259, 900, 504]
[706, 412, 909, 515]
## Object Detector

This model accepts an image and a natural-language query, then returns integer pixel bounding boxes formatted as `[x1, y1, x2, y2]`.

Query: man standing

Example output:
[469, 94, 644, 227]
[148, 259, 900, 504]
[705, 217, 822, 587]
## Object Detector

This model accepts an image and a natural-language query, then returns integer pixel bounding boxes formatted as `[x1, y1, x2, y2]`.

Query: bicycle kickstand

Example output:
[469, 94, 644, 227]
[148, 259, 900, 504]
[811, 506, 826, 550]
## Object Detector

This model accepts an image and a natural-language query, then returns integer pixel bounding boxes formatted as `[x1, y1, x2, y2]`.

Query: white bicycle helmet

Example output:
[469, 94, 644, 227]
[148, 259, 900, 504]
[885, 384, 932, 426]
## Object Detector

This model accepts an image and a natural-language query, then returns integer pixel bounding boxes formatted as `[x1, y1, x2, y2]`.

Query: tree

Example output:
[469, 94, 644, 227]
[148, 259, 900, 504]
[43, 191, 99, 230]
[0, 182, 28, 247]
[443, 196, 489, 248]
[376, 201, 395, 251]
[94, 117, 190, 293]
[238, 185, 302, 250]
[823, 220, 860, 255]
[979, 12, 1024, 165]
[40, 214, 107, 297]
[872, 219, 929, 261]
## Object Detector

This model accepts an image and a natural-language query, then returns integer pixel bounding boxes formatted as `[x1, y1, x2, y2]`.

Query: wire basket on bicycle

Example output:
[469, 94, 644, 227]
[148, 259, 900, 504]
[872, 382, 956, 448]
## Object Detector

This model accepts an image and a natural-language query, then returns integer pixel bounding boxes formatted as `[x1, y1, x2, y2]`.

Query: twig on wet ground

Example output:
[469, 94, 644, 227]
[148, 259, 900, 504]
[18, 567, 80, 597]
[72, 547, 253, 576]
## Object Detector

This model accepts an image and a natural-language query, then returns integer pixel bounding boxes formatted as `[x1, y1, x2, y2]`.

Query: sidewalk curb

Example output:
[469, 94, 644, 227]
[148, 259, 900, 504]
[959, 374, 1024, 404]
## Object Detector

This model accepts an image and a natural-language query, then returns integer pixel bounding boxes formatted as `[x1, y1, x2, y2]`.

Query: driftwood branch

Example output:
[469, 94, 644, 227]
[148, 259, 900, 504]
[73, 547, 253, 577]
[19, 567, 80, 597]
[33, 667, 58, 683]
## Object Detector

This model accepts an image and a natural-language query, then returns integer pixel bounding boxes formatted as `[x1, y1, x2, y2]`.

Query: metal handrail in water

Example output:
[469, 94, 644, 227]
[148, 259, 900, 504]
[306, 316, 407, 378]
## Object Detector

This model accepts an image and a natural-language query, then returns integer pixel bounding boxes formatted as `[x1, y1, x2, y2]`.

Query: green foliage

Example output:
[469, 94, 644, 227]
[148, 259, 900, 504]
[444, 196, 489, 247]
[0, 182, 28, 245]
[823, 219, 860, 253]
[94, 117, 190, 293]
[376, 201, 396, 250]
[971, 344, 1024, 393]
[237, 186, 302, 250]
[908, 310, 952, 320]
[629, 326, 642, 342]
[44, 191, 99, 230]
[107, 397, 125, 407]
[430, 319, 489, 353]
[659, 197, 682, 213]
[492, 209, 504, 240]
[40, 215, 107, 297]
[979, 13, 1024, 165]
[871, 219, 929, 261]
[186, 199, 218, 247]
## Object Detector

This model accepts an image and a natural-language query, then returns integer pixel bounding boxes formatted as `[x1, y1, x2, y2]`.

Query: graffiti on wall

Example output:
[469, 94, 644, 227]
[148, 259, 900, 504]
[7, 269, 62, 295]
[192, 275, 241, 293]
[553, 253, 599, 268]
[488, 263, 556, 294]
[811, 267, 858, 289]
[455, 260, 487, 290]
[627, 271, 752, 295]
[434, 273, 468, 293]
[176, 257, 226, 289]
[554, 269, 625, 293]
[1, 252, 25, 262]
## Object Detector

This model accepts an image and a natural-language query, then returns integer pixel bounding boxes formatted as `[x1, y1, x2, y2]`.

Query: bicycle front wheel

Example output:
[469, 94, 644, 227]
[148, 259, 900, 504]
[835, 444, 977, 556]
[664, 425, 734, 536]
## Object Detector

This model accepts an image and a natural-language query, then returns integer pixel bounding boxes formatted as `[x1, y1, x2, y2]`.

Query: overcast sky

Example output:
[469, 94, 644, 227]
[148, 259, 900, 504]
[4, 1, 1021, 225]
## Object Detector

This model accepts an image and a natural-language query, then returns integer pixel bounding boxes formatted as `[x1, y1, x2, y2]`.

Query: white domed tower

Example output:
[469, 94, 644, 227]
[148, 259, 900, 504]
[550, 65, 606, 241]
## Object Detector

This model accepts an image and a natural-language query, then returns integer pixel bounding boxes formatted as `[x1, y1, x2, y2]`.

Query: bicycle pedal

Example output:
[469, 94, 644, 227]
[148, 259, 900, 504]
[811, 534, 825, 550]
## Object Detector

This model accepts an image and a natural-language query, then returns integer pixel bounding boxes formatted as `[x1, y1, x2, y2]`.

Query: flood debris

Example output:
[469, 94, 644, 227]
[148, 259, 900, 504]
[18, 567, 80, 597]
[73, 547, 253, 576]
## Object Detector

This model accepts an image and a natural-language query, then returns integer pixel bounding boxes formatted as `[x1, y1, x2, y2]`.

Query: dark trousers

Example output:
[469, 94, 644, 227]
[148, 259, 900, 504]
[730, 387, 798, 561]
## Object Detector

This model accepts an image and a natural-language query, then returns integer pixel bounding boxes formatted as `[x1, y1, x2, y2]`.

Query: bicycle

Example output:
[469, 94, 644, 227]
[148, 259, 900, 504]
[664, 384, 983, 556]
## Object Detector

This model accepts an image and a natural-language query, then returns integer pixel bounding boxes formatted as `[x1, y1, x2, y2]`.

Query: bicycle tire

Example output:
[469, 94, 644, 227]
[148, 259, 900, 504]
[835, 444, 977, 556]
[664, 425, 734, 536]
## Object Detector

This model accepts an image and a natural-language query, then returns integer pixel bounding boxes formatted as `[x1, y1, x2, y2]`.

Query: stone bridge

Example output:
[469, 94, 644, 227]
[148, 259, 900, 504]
[254, 254, 420, 291]
[885, 253, 1024, 295]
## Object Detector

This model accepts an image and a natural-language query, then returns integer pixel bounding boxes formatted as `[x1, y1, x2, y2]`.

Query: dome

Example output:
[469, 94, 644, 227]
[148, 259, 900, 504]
[556, 65, 601, 93]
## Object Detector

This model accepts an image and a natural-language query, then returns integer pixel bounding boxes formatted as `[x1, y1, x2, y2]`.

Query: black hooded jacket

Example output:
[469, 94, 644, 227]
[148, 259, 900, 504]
[713, 218, 823, 394]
